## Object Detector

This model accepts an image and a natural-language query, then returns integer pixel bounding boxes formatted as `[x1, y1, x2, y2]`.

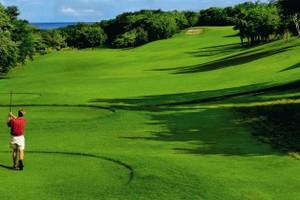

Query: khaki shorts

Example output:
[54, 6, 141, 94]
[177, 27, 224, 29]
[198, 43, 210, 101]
[10, 135, 25, 150]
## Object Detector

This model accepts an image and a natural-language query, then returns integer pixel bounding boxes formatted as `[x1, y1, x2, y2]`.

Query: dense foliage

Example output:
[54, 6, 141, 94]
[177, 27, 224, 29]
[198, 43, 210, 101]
[100, 10, 180, 47]
[1, 1, 300, 72]
[278, 0, 300, 36]
[233, 2, 281, 46]
[112, 27, 148, 48]
[198, 7, 233, 26]
[0, 32, 18, 72]
[40, 30, 66, 51]
[61, 23, 106, 49]
[0, 5, 41, 72]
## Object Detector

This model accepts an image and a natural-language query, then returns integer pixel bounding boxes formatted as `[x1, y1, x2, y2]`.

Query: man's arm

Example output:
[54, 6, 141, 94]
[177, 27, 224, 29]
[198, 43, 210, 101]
[7, 112, 16, 127]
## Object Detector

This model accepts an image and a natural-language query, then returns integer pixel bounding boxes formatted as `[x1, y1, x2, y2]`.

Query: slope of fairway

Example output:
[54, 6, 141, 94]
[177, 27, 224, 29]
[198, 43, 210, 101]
[0, 26, 300, 200]
[0, 26, 299, 105]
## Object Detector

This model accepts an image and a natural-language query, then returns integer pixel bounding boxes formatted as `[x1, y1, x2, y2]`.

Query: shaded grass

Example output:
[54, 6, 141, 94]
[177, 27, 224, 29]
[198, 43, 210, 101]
[156, 44, 298, 74]
[236, 103, 300, 152]
[124, 107, 275, 156]
[185, 43, 243, 57]
[280, 62, 300, 72]
[90, 79, 300, 109]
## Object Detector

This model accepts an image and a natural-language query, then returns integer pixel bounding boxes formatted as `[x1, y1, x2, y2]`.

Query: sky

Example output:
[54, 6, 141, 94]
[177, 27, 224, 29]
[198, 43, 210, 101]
[0, 0, 266, 23]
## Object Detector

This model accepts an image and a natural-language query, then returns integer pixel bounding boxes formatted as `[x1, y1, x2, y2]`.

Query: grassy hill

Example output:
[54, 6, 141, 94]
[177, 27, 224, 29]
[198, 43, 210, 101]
[0, 26, 299, 200]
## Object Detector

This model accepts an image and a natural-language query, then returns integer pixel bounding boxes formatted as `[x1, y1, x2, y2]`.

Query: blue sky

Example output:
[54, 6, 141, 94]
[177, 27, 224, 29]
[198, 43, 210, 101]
[1, 0, 265, 22]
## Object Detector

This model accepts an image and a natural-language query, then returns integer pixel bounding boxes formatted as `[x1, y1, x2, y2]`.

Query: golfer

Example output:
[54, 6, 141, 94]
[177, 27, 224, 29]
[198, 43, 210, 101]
[7, 110, 26, 170]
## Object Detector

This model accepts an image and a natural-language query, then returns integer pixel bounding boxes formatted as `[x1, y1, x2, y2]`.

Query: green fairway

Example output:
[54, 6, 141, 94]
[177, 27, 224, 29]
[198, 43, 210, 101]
[0, 26, 300, 200]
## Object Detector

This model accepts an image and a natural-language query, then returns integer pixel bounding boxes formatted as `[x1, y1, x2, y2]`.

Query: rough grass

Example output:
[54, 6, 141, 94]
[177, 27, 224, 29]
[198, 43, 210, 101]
[0, 26, 300, 200]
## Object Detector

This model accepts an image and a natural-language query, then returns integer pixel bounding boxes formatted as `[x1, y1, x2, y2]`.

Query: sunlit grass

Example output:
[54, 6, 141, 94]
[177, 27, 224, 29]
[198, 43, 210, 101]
[0, 27, 299, 200]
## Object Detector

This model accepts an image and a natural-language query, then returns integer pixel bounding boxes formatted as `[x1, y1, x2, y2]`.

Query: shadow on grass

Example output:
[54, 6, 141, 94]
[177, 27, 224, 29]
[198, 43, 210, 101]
[123, 107, 277, 156]
[90, 83, 269, 110]
[0, 76, 9, 80]
[120, 103, 299, 156]
[135, 102, 300, 155]
[236, 103, 300, 152]
[90, 80, 300, 109]
[154, 45, 297, 74]
[280, 62, 300, 72]
[91, 80, 300, 156]
[224, 33, 240, 38]
[185, 43, 243, 57]
[0, 164, 13, 170]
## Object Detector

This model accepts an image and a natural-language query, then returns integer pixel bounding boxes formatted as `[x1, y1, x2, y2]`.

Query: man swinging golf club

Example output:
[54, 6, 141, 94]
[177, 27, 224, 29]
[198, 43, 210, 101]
[7, 109, 26, 170]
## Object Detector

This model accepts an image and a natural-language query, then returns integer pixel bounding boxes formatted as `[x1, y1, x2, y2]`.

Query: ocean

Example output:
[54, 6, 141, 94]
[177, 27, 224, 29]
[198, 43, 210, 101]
[30, 22, 93, 30]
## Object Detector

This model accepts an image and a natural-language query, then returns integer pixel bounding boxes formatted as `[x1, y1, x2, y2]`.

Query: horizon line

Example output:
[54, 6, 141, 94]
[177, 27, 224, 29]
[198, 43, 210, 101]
[30, 21, 97, 23]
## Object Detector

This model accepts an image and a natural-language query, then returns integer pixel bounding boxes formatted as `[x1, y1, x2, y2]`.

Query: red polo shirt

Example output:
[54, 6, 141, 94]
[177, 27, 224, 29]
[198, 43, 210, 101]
[8, 117, 26, 136]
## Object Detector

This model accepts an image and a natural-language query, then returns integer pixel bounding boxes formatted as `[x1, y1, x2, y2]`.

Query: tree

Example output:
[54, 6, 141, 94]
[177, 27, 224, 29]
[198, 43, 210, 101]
[183, 11, 199, 27]
[101, 10, 181, 47]
[0, 32, 18, 73]
[81, 25, 107, 48]
[63, 24, 107, 48]
[12, 20, 37, 62]
[0, 4, 18, 72]
[33, 32, 47, 54]
[172, 11, 189, 30]
[134, 27, 148, 46]
[41, 30, 66, 50]
[100, 12, 141, 44]
[5, 6, 20, 21]
[113, 30, 137, 48]
[233, 2, 280, 46]
[112, 27, 148, 48]
[0, 4, 12, 31]
[198, 7, 232, 26]
[1, 3, 46, 70]
[143, 14, 178, 41]
[278, 0, 300, 36]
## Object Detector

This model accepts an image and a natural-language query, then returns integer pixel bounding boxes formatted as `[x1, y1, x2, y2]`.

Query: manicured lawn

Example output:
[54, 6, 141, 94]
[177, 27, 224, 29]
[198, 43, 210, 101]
[0, 26, 299, 200]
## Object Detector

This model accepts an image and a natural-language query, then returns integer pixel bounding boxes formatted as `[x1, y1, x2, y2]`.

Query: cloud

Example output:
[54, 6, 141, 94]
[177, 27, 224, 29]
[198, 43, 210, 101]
[60, 6, 78, 16]
[59, 5, 102, 18]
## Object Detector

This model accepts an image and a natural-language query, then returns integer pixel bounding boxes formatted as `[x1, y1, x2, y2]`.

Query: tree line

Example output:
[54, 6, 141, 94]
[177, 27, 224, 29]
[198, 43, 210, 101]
[0, 5, 40, 73]
[0, 0, 299, 73]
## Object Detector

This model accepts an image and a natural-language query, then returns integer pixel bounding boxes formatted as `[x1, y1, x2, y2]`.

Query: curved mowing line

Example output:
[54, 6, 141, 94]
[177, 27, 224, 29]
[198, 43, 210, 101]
[0, 92, 42, 96]
[0, 150, 134, 184]
[0, 104, 116, 113]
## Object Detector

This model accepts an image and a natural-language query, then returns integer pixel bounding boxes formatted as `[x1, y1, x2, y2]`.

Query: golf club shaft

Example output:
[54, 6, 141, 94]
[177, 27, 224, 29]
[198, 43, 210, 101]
[9, 91, 12, 112]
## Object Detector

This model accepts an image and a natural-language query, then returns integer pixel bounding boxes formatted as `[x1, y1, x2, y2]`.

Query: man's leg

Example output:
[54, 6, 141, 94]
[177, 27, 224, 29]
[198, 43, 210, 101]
[18, 148, 24, 170]
[12, 145, 18, 169]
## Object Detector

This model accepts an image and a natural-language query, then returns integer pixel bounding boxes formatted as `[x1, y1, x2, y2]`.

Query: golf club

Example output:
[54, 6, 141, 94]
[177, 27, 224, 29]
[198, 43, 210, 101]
[9, 91, 13, 113]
